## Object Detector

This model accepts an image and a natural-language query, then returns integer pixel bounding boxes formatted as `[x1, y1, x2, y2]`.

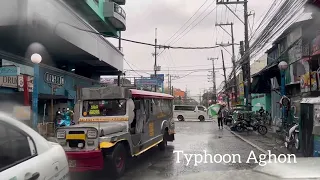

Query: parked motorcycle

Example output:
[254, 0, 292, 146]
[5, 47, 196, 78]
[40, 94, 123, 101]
[233, 118, 268, 135]
[284, 119, 299, 150]
[224, 115, 233, 125]
[57, 118, 75, 127]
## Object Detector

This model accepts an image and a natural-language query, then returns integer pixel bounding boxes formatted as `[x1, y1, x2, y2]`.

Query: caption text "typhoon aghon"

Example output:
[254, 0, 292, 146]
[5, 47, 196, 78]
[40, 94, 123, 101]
[173, 150, 297, 166]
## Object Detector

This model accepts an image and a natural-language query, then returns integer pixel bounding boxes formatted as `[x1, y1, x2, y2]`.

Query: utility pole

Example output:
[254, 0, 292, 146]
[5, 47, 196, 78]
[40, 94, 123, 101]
[208, 57, 218, 103]
[216, 0, 251, 109]
[221, 50, 230, 110]
[154, 28, 158, 92]
[215, 22, 238, 104]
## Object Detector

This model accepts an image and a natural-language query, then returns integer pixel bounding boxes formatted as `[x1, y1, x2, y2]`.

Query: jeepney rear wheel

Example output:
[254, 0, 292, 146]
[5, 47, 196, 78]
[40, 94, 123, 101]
[159, 131, 168, 151]
[109, 143, 127, 178]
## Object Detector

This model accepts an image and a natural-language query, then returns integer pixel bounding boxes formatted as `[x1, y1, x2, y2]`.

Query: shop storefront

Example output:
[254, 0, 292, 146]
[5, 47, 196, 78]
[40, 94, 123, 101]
[0, 59, 101, 122]
[251, 93, 271, 112]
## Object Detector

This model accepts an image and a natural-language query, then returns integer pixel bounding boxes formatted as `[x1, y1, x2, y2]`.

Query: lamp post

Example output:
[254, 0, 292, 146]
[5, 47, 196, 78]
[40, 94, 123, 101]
[31, 53, 42, 130]
[278, 61, 288, 121]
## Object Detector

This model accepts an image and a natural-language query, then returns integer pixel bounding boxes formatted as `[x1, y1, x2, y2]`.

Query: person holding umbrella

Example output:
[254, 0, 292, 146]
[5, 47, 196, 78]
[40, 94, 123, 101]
[217, 103, 226, 129]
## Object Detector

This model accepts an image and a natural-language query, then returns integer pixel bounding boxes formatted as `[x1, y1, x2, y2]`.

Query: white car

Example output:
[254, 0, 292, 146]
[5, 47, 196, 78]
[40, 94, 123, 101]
[173, 105, 209, 121]
[0, 112, 69, 180]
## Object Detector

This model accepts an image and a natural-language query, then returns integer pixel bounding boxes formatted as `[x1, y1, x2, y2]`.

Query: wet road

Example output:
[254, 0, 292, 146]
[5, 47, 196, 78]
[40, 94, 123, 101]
[73, 120, 263, 180]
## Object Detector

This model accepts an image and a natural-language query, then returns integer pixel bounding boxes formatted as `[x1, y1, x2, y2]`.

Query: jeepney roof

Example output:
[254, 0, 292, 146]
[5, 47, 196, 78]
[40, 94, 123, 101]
[80, 86, 130, 100]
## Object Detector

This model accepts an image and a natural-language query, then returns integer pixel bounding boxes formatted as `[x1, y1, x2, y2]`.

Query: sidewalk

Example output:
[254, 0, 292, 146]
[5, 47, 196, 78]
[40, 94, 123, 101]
[212, 119, 303, 156]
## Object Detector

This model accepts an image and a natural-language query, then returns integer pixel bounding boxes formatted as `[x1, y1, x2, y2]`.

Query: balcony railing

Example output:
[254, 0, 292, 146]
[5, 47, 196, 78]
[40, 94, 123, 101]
[114, 3, 126, 19]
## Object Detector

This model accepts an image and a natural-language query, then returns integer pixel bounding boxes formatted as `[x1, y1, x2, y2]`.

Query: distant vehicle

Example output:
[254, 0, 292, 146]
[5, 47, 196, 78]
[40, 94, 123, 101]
[56, 87, 175, 178]
[0, 112, 69, 180]
[173, 105, 208, 121]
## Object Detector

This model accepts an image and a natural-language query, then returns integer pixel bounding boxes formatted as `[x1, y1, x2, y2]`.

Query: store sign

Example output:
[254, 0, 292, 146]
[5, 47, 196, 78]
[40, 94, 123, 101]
[2, 59, 33, 76]
[0, 66, 20, 76]
[312, 35, 320, 56]
[13, 106, 31, 121]
[44, 72, 64, 86]
[18, 75, 33, 92]
[0, 76, 18, 88]
[239, 82, 244, 96]
[301, 71, 317, 93]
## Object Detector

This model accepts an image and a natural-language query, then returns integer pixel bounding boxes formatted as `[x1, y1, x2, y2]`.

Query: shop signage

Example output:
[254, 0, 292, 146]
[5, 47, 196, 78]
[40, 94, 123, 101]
[18, 75, 34, 92]
[2, 59, 33, 76]
[0, 66, 20, 76]
[44, 72, 64, 86]
[312, 35, 320, 56]
[0, 76, 18, 88]
[12, 106, 31, 121]
[300, 71, 317, 93]
[239, 82, 244, 96]
[135, 78, 157, 86]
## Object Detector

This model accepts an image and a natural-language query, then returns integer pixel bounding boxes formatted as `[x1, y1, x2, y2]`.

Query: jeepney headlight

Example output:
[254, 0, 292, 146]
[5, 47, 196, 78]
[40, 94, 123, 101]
[56, 131, 66, 139]
[87, 130, 98, 139]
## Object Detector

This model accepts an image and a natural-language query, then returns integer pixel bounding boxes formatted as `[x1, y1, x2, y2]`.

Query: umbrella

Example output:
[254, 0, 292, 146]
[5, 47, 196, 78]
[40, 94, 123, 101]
[208, 104, 221, 117]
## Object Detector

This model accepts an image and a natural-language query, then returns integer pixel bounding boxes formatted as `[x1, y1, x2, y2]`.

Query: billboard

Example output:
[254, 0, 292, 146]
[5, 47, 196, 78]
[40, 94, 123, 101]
[135, 78, 157, 86]
[150, 74, 165, 82]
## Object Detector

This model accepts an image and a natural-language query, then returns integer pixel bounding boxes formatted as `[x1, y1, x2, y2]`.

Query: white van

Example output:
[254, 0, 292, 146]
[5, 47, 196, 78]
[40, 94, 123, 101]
[0, 112, 69, 180]
[173, 105, 208, 121]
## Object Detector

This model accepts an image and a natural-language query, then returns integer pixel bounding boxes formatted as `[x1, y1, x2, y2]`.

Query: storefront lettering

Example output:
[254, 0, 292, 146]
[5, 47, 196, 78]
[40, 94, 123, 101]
[312, 35, 320, 56]
[44, 72, 64, 86]
[0, 66, 20, 76]
[0, 76, 18, 88]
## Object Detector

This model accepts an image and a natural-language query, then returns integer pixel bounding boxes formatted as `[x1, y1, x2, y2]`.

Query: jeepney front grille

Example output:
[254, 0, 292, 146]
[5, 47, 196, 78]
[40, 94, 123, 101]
[67, 131, 86, 149]
[68, 140, 86, 148]
[68, 131, 85, 134]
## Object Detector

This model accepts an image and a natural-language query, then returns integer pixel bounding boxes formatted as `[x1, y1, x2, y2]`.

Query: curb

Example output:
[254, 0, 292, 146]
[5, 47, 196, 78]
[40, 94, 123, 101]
[229, 130, 269, 154]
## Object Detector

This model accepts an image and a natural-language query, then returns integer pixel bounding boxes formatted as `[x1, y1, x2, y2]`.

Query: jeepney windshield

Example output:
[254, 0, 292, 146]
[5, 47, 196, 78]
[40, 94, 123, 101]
[82, 99, 126, 117]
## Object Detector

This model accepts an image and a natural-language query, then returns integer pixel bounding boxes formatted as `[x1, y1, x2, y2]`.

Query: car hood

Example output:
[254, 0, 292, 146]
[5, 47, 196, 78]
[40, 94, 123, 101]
[165, 158, 320, 180]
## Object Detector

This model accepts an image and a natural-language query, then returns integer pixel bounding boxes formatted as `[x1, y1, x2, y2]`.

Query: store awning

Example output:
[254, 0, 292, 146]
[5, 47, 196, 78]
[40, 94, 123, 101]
[251, 62, 281, 94]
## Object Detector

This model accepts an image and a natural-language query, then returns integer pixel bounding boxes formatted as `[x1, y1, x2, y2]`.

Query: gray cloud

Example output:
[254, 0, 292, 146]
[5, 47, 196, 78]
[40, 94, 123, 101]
[116, 0, 274, 96]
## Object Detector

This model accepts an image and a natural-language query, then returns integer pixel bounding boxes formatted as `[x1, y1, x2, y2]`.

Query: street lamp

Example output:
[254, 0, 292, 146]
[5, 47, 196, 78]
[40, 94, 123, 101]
[278, 61, 288, 123]
[31, 53, 42, 131]
[278, 61, 288, 96]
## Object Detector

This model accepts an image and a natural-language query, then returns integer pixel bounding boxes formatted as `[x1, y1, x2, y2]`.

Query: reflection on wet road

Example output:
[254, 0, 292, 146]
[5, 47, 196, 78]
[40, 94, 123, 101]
[73, 120, 262, 180]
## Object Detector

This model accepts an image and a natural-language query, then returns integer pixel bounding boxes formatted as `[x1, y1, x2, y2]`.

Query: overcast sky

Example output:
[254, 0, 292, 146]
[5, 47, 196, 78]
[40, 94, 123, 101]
[107, 0, 274, 98]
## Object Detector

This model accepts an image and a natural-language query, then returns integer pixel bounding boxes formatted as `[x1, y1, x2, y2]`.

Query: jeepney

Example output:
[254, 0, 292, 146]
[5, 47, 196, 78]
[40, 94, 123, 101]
[55, 86, 175, 178]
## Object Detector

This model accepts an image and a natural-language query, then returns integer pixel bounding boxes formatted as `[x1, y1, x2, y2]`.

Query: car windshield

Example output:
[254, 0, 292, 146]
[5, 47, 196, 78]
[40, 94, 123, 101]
[82, 99, 126, 116]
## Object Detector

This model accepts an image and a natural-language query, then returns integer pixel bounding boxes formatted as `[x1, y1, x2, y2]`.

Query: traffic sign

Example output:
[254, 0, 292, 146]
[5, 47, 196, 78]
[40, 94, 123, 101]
[135, 78, 157, 86]
[150, 74, 164, 82]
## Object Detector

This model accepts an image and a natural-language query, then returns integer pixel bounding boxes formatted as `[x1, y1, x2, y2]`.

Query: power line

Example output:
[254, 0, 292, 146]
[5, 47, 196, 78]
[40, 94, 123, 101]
[164, 0, 211, 45]
[170, 5, 218, 45]
[124, 67, 233, 72]
[55, 22, 222, 50]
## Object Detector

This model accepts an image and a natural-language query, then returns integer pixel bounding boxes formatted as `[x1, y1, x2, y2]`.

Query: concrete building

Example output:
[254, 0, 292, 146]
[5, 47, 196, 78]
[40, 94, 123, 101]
[0, 0, 126, 122]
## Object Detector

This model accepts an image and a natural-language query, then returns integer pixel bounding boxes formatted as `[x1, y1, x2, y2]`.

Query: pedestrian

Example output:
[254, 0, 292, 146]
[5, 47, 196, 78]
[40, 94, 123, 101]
[217, 104, 225, 129]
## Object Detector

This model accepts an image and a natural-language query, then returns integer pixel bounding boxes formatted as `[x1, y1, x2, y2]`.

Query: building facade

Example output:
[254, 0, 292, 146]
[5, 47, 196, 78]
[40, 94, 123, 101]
[0, 0, 126, 122]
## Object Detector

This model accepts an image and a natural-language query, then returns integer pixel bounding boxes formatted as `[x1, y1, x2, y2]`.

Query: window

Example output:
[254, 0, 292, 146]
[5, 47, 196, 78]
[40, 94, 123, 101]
[197, 106, 205, 111]
[82, 99, 126, 117]
[0, 123, 34, 171]
[174, 105, 195, 111]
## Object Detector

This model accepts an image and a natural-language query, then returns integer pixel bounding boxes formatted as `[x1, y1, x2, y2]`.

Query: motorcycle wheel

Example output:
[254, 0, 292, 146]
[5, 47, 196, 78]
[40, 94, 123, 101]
[294, 133, 299, 150]
[236, 125, 244, 132]
[257, 125, 268, 135]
